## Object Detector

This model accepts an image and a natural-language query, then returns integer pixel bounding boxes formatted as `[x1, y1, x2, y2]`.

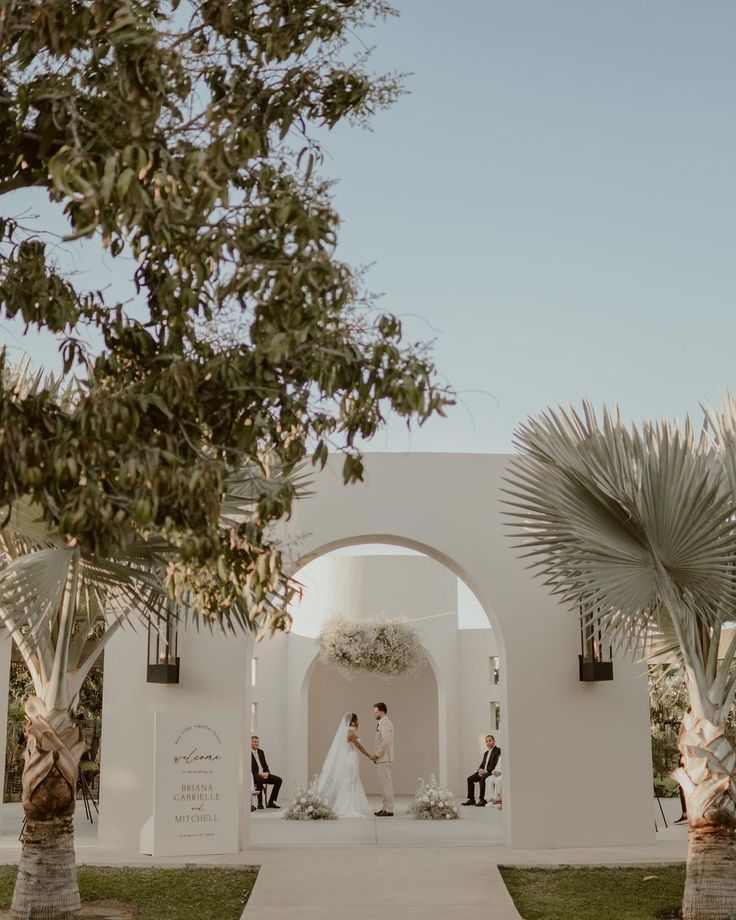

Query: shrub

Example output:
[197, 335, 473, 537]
[654, 776, 680, 799]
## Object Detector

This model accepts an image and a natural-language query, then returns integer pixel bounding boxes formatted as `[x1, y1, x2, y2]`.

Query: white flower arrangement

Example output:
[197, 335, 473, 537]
[283, 785, 336, 821]
[410, 775, 459, 820]
[318, 614, 425, 679]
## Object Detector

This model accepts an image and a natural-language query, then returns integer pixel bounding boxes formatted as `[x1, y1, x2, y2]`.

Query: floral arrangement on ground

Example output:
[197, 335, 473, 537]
[318, 614, 425, 679]
[410, 775, 459, 820]
[283, 785, 336, 821]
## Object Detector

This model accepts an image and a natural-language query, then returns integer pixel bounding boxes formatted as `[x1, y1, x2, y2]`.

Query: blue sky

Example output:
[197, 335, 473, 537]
[3, 1, 735, 454]
[325, 0, 736, 452]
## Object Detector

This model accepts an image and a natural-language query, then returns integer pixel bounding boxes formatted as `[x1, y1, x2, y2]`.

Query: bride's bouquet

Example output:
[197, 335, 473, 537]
[283, 784, 337, 821]
[410, 775, 459, 820]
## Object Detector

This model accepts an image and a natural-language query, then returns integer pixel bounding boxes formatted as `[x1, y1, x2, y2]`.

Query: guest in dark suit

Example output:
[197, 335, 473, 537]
[462, 735, 501, 807]
[251, 735, 282, 809]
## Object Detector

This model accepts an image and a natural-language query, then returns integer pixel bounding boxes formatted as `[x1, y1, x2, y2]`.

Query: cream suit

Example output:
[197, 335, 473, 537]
[374, 716, 394, 812]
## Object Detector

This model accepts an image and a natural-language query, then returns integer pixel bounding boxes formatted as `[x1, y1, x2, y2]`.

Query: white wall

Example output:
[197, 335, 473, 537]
[307, 659, 439, 795]
[249, 630, 288, 780]
[290, 553, 458, 636]
[459, 629, 504, 775]
[98, 625, 253, 851]
[281, 453, 654, 849]
[96, 453, 655, 852]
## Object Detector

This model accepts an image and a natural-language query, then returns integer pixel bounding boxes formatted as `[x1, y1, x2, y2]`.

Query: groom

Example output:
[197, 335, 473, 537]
[372, 702, 394, 817]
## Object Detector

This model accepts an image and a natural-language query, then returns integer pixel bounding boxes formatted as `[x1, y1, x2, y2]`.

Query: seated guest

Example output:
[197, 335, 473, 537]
[462, 734, 500, 807]
[489, 756, 503, 809]
[251, 735, 282, 809]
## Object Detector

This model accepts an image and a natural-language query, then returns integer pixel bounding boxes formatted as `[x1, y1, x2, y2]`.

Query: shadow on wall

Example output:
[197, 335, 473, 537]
[307, 658, 439, 796]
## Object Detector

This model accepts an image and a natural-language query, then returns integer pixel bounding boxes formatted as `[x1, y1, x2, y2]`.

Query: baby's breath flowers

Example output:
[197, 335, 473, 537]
[318, 615, 425, 679]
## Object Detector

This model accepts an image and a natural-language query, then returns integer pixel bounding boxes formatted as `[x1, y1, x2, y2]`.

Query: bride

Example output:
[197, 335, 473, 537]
[315, 712, 373, 817]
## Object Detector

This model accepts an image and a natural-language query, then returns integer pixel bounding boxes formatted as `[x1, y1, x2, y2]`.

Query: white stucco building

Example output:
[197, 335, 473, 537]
[1, 453, 655, 854]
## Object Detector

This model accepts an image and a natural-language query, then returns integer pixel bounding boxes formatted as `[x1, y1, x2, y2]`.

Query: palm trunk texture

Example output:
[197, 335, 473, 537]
[10, 697, 85, 919]
[675, 711, 736, 920]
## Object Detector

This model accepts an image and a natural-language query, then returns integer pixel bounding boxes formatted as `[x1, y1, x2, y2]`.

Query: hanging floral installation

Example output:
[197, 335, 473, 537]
[318, 615, 426, 679]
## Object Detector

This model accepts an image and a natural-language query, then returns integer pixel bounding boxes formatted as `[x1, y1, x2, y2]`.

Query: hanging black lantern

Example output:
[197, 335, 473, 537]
[578, 605, 613, 682]
[147, 606, 180, 684]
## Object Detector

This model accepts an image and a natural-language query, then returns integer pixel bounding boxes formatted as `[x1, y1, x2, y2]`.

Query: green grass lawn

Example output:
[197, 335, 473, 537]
[0, 865, 258, 919]
[499, 865, 685, 920]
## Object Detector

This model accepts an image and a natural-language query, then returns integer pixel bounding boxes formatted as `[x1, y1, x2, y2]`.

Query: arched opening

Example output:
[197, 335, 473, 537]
[247, 538, 506, 845]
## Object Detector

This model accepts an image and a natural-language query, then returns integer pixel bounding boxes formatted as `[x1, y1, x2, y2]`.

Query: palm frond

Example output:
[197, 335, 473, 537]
[703, 391, 736, 502]
[0, 547, 73, 642]
[220, 460, 313, 526]
[0, 496, 62, 552]
[505, 402, 736, 656]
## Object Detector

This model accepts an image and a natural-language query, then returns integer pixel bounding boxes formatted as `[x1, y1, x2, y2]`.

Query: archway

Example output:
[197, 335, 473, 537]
[247, 542, 505, 844]
[92, 452, 654, 854]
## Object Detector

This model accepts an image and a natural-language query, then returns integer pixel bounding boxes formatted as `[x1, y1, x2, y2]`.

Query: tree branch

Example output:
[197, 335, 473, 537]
[0, 176, 46, 196]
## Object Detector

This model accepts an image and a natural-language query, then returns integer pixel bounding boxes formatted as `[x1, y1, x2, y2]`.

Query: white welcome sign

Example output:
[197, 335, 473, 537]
[141, 711, 242, 856]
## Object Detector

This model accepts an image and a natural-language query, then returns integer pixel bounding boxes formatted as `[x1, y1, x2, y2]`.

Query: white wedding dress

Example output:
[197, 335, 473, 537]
[315, 713, 372, 817]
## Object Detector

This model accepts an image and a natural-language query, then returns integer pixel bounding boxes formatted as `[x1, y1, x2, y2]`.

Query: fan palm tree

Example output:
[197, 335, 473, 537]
[505, 399, 736, 920]
[1, 505, 169, 918]
[0, 358, 308, 918]
[1, 472, 298, 920]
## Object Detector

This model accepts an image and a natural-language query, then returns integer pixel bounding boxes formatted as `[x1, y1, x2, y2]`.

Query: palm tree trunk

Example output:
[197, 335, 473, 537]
[683, 826, 736, 920]
[10, 697, 85, 919]
[675, 709, 736, 920]
[10, 816, 80, 920]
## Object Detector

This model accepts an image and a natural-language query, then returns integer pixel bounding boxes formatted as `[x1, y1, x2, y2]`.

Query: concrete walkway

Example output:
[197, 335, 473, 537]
[0, 797, 689, 920]
[239, 796, 689, 919]
[244, 799, 517, 919]
[242, 845, 520, 920]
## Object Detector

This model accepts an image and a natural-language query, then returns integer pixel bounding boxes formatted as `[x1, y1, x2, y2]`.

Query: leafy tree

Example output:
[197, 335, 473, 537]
[650, 665, 736, 797]
[506, 401, 736, 920]
[649, 665, 689, 792]
[0, 2, 451, 916]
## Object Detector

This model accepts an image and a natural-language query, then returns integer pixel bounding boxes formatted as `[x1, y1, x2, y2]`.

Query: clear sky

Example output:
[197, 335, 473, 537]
[325, 0, 736, 452]
[3, 1, 735, 454]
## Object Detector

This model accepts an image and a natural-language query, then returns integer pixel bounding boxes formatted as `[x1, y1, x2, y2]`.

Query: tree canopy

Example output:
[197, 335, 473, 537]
[0, 0, 452, 630]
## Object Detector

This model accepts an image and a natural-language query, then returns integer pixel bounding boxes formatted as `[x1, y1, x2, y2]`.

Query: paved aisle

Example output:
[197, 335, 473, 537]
[241, 844, 521, 920]
[243, 796, 518, 919]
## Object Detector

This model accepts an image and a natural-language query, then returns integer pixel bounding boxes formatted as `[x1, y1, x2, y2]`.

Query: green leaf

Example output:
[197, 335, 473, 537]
[115, 168, 135, 199]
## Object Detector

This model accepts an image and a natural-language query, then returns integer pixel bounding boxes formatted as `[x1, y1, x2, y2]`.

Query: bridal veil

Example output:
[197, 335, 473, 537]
[315, 712, 354, 807]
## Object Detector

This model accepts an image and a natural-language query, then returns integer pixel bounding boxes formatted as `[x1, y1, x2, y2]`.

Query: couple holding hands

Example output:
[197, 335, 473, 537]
[316, 702, 395, 817]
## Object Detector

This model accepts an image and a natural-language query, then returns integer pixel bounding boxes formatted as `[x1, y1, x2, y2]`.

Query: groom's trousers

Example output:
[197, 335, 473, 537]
[377, 763, 394, 813]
